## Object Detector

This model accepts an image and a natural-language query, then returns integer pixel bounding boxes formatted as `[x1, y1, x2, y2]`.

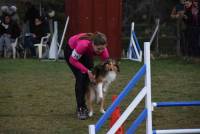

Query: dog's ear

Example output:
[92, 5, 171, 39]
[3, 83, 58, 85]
[115, 63, 120, 72]
[111, 59, 120, 72]
[103, 58, 111, 65]
[115, 61, 120, 72]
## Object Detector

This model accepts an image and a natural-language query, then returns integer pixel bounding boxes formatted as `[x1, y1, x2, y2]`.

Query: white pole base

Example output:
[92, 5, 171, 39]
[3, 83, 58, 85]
[154, 128, 200, 134]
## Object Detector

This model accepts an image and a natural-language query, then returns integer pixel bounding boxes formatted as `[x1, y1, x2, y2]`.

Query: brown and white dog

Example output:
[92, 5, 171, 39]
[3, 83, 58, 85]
[87, 59, 119, 117]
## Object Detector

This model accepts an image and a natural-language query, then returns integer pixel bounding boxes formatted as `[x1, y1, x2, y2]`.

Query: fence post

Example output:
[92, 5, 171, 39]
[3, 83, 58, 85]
[144, 42, 153, 134]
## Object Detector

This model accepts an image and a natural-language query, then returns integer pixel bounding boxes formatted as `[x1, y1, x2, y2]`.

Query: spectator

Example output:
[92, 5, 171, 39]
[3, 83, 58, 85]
[183, 0, 193, 58]
[9, 5, 20, 24]
[171, 0, 185, 19]
[24, 1, 40, 33]
[0, 14, 21, 57]
[191, 0, 199, 26]
[24, 16, 49, 57]
[184, 0, 200, 58]
[190, 0, 200, 57]
[183, 0, 193, 27]
[171, 0, 186, 56]
[0, 5, 20, 24]
[0, 6, 9, 17]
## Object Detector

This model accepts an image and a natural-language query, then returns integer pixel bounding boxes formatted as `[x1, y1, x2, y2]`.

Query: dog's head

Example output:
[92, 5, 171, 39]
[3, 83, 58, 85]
[92, 59, 119, 82]
[103, 59, 120, 72]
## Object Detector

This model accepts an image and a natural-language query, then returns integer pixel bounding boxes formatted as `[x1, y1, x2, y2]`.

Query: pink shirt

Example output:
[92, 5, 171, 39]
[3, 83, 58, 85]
[68, 33, 109, 73]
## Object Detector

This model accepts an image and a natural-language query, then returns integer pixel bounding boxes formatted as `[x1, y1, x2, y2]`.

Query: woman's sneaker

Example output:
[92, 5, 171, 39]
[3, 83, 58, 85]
[82, 106, 89, 115]
[77, 107, 88, 120]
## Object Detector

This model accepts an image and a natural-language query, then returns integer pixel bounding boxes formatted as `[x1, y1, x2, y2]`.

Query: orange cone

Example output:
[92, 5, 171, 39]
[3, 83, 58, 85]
[109, 95, 124, 134]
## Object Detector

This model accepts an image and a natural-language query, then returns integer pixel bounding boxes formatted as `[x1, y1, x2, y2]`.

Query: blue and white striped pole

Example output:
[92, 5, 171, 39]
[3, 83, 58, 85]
[153, 101, 200, 107]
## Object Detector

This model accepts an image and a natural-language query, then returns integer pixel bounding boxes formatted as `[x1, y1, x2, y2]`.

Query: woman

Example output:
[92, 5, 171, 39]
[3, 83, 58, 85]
[64, 32, 109, 120]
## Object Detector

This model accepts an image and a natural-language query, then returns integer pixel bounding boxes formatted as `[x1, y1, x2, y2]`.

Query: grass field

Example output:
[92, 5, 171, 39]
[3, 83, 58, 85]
[0, 58, 199, 134]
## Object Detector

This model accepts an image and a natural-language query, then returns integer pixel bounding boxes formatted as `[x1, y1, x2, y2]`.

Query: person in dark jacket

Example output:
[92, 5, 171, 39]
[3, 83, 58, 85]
[171, 0, 186, 57]
[190, 0, 200, 57]
[0, 14, 21, 57]
[24, 16, 49, 57]
[24, 1, 40, 33]
[184, 0, 200, 58]
[183, 0, 193, 58]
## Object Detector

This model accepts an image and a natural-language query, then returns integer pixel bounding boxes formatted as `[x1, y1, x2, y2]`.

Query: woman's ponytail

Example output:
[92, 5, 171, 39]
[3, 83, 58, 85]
[79, 32, 107, 46]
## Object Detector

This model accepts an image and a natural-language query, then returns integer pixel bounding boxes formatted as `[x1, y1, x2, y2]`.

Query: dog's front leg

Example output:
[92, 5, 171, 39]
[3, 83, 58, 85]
[88, 88, 95, 117]
[100, 98, 105, 114]
[96, 82, 106, 114]
[103, 81, 110, 92]
[96, 82, 103, 103]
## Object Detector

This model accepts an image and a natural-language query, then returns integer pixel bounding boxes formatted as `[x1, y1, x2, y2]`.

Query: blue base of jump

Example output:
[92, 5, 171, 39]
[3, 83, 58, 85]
[153, 101, 200, 107]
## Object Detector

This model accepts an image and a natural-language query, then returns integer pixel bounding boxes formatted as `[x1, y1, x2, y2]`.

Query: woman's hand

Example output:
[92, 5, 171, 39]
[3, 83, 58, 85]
[87, 70, 95, 82]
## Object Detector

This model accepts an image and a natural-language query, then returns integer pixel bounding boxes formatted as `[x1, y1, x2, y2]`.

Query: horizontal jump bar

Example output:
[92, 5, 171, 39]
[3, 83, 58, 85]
[153, 101, 200, 107]
[153, 128, 200, 134]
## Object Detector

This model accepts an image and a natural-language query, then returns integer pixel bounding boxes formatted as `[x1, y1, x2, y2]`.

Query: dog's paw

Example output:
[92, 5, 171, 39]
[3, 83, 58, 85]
[100, 109, 105, 114]
[89, 111, 94, 117]
[103, 88, 107, 92]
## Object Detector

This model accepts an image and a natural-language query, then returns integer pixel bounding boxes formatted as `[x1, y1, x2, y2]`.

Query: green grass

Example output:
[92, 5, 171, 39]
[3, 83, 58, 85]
[0, 58, 199, 134]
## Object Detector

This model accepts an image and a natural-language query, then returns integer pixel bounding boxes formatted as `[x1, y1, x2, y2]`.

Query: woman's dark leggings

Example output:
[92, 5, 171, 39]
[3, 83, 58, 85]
[64, 45, 93, 109]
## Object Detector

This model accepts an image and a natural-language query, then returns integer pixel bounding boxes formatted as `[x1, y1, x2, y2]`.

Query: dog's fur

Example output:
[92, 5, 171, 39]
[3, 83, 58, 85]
[86, 59, 119, 117]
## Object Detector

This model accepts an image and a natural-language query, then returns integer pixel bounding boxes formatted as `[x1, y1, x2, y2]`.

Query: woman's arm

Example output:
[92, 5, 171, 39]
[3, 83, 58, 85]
[69, 54, 88, 73]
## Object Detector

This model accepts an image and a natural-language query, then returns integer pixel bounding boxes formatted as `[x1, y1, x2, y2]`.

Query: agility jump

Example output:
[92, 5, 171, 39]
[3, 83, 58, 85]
[88, 21, 200, 134]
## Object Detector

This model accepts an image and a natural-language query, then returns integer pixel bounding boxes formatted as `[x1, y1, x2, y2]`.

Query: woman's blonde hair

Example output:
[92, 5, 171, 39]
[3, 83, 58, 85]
[79, 32, 107, 46]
